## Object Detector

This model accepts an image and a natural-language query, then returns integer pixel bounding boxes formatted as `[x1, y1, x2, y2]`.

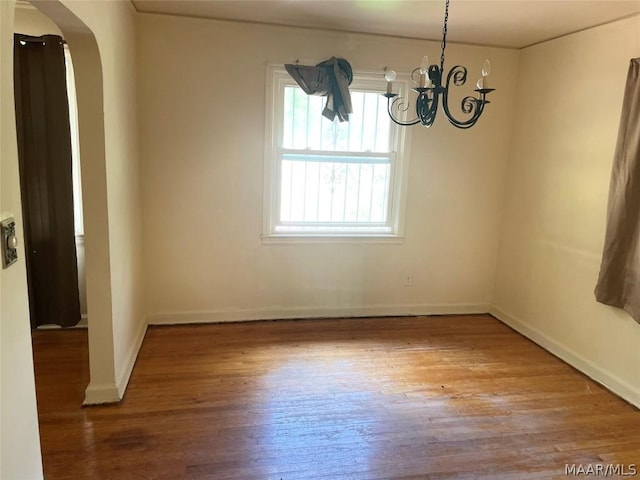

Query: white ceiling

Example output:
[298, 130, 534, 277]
[131, 0, 640, 49]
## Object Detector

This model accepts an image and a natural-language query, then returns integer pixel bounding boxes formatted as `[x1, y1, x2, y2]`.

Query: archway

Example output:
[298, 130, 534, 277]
[27, 0, 117, 404]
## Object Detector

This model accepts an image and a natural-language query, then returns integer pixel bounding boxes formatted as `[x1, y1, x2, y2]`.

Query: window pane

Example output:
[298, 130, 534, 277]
[375, 96, 391, 152]
[283, 87, 293, 148]
[307, 96, 323, 150]
[280, 156, 390, 225]
[361, 92, 379, 152]
[371, 163, 390, 222]
[282, 86, 391, 153]
[280, 159, 292, 220]
[349, 91, 364, 151]
[292, 88, 308, 149]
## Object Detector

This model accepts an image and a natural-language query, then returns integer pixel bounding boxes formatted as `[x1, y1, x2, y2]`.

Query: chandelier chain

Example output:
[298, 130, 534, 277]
[440, 0, 450, 72]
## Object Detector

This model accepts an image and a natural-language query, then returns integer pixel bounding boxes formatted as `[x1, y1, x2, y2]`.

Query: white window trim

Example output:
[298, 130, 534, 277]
[262, 64, 412, 243]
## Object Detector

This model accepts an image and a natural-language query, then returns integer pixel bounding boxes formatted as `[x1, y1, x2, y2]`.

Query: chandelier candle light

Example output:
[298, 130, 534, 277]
[383, 0, 495, 129]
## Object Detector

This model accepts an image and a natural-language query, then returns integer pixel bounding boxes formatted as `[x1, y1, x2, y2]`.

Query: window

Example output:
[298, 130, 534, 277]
[263, 66, 411, 240]
[64, 45, 83, 237]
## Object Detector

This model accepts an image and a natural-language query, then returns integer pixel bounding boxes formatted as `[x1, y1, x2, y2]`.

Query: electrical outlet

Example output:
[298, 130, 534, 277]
[404, 274, 412, 287]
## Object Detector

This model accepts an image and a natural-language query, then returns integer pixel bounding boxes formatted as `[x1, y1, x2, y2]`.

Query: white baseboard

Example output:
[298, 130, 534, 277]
[147, 304, 489, 325]
[83, 319, 148, 405]
[490, 305, 640, 409]
[76, 314, 88, 327]
[116, 320, 148, 400]
[147, 303, 490, 325]
[83, 382, 120, 405]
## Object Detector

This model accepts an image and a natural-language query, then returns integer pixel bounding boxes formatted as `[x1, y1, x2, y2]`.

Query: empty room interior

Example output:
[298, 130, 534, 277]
[1, 0, 640, 478]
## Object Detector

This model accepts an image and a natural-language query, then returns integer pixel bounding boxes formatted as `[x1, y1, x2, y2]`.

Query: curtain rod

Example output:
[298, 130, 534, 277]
[15, 35, 67, 45]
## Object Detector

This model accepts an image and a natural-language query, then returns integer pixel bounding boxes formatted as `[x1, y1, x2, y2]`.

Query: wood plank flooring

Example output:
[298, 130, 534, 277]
[32, 315, 640, 479]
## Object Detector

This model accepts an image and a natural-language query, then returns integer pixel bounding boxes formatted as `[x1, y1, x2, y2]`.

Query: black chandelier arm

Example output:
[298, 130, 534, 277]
[442, 96, 484, 129]
[416, 90, 438, 127]
[446, 64, 469, 88]
[385, 95, 422, 126]
[440, 65, 488, 129]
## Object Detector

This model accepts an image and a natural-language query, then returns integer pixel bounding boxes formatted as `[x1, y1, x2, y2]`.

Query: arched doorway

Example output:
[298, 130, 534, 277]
[24, 0, 118, 404]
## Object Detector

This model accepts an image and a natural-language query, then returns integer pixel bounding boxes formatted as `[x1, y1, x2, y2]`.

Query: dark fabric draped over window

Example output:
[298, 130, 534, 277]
[14, 34, 80, 328]
[595, 58, 640, 324]
[285, 57, 353, 122]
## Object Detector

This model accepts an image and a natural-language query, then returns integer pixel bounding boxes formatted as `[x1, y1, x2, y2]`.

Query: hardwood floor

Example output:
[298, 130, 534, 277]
[32, 315, 639, 480]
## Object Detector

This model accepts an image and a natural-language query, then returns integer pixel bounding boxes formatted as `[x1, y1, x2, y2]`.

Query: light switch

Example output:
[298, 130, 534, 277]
[1, 217, 18, 269]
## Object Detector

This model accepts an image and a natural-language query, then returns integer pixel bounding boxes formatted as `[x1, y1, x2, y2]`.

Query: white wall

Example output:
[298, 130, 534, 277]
[0, 0, 44, 477]
[492, 16, 640, 407]
[138, 14, 519, 324]
[14, 2, 61, 35]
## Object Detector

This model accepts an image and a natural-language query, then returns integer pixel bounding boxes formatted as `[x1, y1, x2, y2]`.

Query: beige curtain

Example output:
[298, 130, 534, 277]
[595, 58, 640, 323]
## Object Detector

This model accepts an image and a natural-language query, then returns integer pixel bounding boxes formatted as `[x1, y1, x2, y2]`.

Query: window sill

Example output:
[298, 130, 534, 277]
[260, 233, 406, 245]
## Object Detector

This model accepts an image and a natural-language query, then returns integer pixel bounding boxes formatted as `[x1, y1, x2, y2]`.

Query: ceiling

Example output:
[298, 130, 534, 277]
[131, 0, 640, 49]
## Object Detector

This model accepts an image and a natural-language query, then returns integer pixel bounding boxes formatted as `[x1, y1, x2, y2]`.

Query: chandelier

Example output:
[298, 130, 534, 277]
[383, 0, 494, 129]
